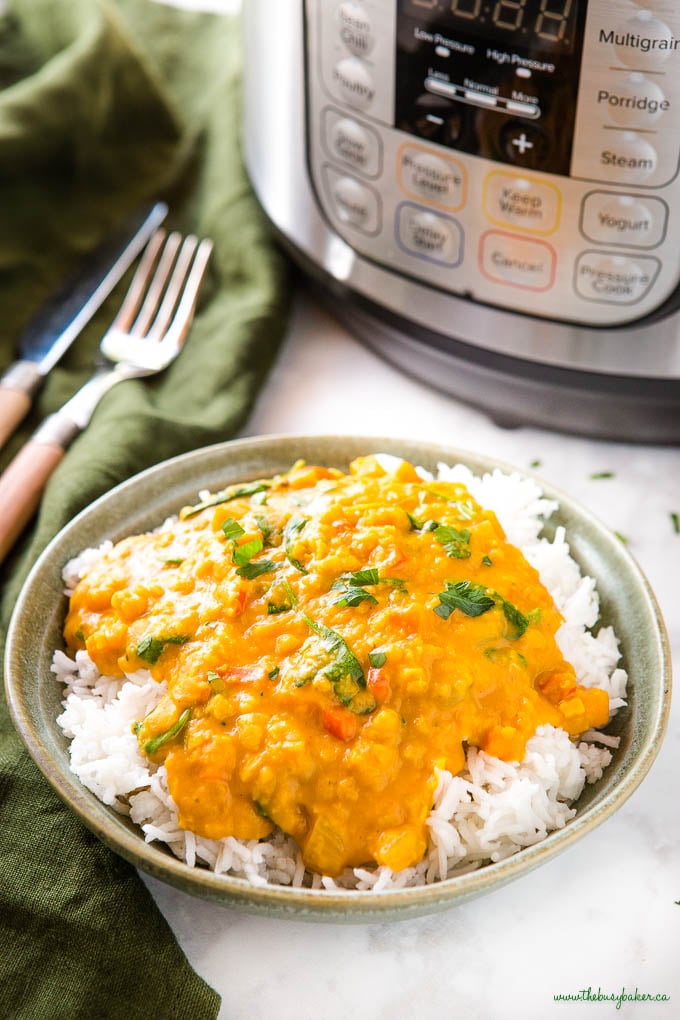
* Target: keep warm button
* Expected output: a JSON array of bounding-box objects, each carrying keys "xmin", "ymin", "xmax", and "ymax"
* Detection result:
[
  {"xmin": 575, "ymin": 251, "xmax": 660, "ymax": 305},
  {"xmin": 480, "ymin": 231, "xmax": 556, "ymax": 292}
]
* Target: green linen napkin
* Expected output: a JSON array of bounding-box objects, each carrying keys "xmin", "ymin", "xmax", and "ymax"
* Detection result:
[{"xmin": 0, "ymin": 1, "xmax": 290, "ymax": 1016}]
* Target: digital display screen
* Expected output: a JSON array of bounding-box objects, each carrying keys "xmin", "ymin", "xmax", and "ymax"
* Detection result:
[{"xmin": 400, "ymin": 0, "xmax": 579, "ymax": 52}]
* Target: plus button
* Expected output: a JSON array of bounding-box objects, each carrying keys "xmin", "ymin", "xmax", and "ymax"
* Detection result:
[{"xmin": 512, "ymin": 133, "xmax": 534, "ymax": 155}]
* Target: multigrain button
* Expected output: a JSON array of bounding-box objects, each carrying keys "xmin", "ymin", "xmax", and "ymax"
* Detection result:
[
  {"xmin": 324, "ymin": 111, "xmax": 381, "ymax": 177},
  {"xmin": 596, "ymin": 74, "xmax": 669, "ymax": 126},
  {"xmin": 574, "ymin": 252, "xmax": 660, "ymax": 304},
  {"xmin": 396, "ymin": 203, "xmax": 463, "ymax": 266},
  {"xmin": 599, "ymin": 132, "xmax": 657, "ymax": 183},
  {"xmin": 337, "ymin": 2, "xmax": 375, "ymax": 57},
  {"xmin": 580, "ymin": 192, "xmax": 667, "ymax": 248},
  {"xmin": 323, "ymin": 167, "xmax": 381, "ymax": 234},
  {"xmin": 612, "ymin": 12, "xmax": 676, "ymax": 69},
  {"xmin": 484, "ymin": 173, "xmax": 560, "ymax": 234},
  {"xmin": 333, "ymin": 57, "xmax": 375, "ymax": 110},
  {"xmin": 479, "ymin": 231, "xmax": 556, "ymax": 291},
  {"xmin": 398, "ymin": 145, "xmax": 465, "ymax": 209}
]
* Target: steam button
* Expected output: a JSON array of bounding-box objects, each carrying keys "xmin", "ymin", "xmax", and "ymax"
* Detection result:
[
  {"xmin": 598, "ymin": 132, "xmax": 657, "ymax": 183},
  {"xmin": 337, "ymin": 2, "xmax": 375, "ymax": 57},
  {"xmin": 334, "ymin": 57, "xmax": 375, "ymax": 110}
]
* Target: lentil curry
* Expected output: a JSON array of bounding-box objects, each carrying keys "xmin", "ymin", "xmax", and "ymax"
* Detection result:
[{"xmin": 64, "ymin": 457, "xmax": 609, "ymax": 876}]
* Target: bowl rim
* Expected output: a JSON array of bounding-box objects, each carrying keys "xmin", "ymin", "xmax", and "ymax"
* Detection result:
[{"xmin": 4, "ymin": 433, "xmax": 672, "ymax": 919}]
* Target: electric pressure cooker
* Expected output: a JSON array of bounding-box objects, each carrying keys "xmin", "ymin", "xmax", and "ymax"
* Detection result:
[{"xmin": 243, "ymin": 0, "xmax": 680, "ymax": 442}]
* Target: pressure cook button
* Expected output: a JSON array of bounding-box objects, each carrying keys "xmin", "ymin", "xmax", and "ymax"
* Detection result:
[
  {"xmin": 599, "ymin": 132, "xmax": 657, "ymax": 183},
  {"xmin": 398, "ymin": 145, "xmax": 465, "ymax": 210},
  {"xmin": 337, "ymin": 2, "xmax": 375, "ymax": 57},
  {"xmin": 574, "ymin": 252, "xmax": 660, "ymax": 304},
  {"xmin": 580, "ymin": 192, "xmax": 667, "ymax": 248},
  {"xmin": 396, "ymin": 203, "xmax": 463, "ymax": 266},
  {"xmin": 612, "ymin": 11, "xmax": 675, "ymax": 69},
  {"xmin": 484, "ymin": 173, "xmax": 561, "ymax": 234},
  {"xmin": 324, "ymin": 168, "xmax": 381, "ymax": 234},
  {"xmin": 479, "ymin": 231, "xmax": 556, "ymax": 291},
  {"xmin": 325, "ymin": 112, "xmax": 381, "ymax": 177},
  {"xmin": 333, "ymin": 57, "xmax": 375, "ymax": 110}
]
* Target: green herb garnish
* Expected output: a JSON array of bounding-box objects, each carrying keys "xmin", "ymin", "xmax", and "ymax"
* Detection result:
[
  {"xmin": 160, "ymin": 556, "xmax": 185, "ymax": 566},
  {"xmin": 434, "ymin": 581, "xmax": 495, "ymax": 621},
  {"xmin": 182, "ymin": 481, "xmax": 272, "ymax": 518},
  {"xmin": 368, "ymin": 651, "xmax": 387, "ymax": 668},
  {"xmin": 301, "ymin": 615, "xmax": 375, "ymax": 714},
  {"xmin": 590, "ymin": 471, "xmax": 614, "ymax": 480},
  {"xmin": 482, "ymin": 555, "xmax": 493, "ymax": 567},
  {"xmin": 221, "ymin": 517, "xmax": 245, "ymax": 542},
  {"xmin": 237, "ymin": 558, "xmax": 278, "ymax": 579},
  {"xmin": 284, "ymin": 516, "xmax": 308, "ymax": 574},
  {"xmin": 255, "ymin": 513, "xmax": 276, "ymax": 545},
  {"xmin": 136, "ymin": 633, "xmax": 190, "ymax": 664},
  {"xmin": 433, "ymin": 523, "xmax": 472, "ymax": 560},
  {"xmin": 232, "ymin": 537, "xmax": 264, "ymax": 567},
  {"xmin": 268, "ymin": 666, "xmax": 280, "ymax": 680},
  {"xmin": 331, "ymin": 569, "xmax": 407, "ymax": 607},
  {"xmin": 144, "ymin": 709, "xmax": 191, "ymax": 756},
  {"xmin": 75, "ymin": 628, "xmax": 85, "ymax": 642},
  {"xmin": 254, "ymin": 800, "xmax": 271, "ymax": 820},
  {"xmin": 671, "ymin": 512, "xmax": 679, "ymax": 535},
  {"xmin": 267, "ymin": 602, "xmax": 292, "ymax": 615}
]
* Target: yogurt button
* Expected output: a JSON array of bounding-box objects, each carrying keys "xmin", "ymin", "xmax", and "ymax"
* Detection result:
[
  {"xmin": 580, "ymin": 192, "xmax": 667, "ymax": 248},
  {"xmin": 334, "ymin": 57, "xmax": 375, "ymax": 110},
  {"xmin": 338, "ymin": 2, "xmax": 375, "ymax": 57}
]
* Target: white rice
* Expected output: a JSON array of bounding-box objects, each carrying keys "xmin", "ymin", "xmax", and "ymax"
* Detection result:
[{"xmin": 53, "ymin": 461, "xmax": 625, "ymax": 890}]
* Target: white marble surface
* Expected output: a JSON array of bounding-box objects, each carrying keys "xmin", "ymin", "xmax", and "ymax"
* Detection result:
[{"xmin": 142, "ymin": 289, "xmax": 679, "ymax": 1020}]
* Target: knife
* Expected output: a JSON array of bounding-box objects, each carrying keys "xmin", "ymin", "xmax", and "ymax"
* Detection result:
[{"xmin": 0, "ymin": 201, "xmax": 168, "ymax": 450}]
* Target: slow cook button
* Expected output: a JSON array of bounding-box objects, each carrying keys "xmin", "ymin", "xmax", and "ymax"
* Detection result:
[
  {"xmin": 599, "ymin": 132, "xmax": 657, "ymax": 183},
  {"xmin": 324, "ymin": 167, "xmax": 381, "ymax": 234},
  {"xmin": 479, "ymin": 231, "xmax": 556, "ymax": 291},
  {"xmin": 483, "ymin": 172, "xmax": 561, "ymax": 234},
  {"xmin": 324, "ymin": 110, "xmax": 382, "ymax": 177},
  {"xmin": 337, "ymin": 2, "xmax": 375, "ymax": 57},
  {"xmin": 574, "ymin": 251, "xmax": 661, "ymax": 304},
  {"xmin": 580, "ymin": 191, "xmax": 668, "ymax": 248},
  {"xmin": 396, "ymin": 203, "xmax": 463, "ymax": 266},
  {"xmin": 398, "ymin": 145, "xmax": 465, "ymax": 210},
  {"xmin": 333, "ymin": 57, "xmax": 375, "ymax": 110}
]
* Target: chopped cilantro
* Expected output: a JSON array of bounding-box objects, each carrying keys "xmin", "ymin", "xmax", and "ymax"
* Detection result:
[
  {"xmin": 144, "ymin": 709, "xmax": 191, "ymax": 756},
  {"xmin": 236, "ymin": 558, "xmax": 278, "ymax": 579},
  {"xmin": 74, "ymin": 628, "xmax": 85, "ymax": 642},
  {"xmin": 268, "ymin": 666, "xmax": 280, "ymax": 680},
  {"xmin": 301, "ymin": 615, "xmax": 374, "ymax": 714},
  {"xmin": 671, "ymin": 512, "xmax": 679, "ymax": 535},
  {"xmin": 529, "ymin": 459, "xmax": 542, "ymax": 469},
  {"xmin": 433, "ymin": 523, "xmax": 472, "ymax": 560},
  {"xmin": 136, "ymin": 633, "xmax": 189, "ymax": 664},
  {"xmin": 368, "ymin": 651, "xmax": 387, "ymax": 668},
  {"xmin": 284, "ymin": 516, "xmax": 308, "ymax": 574},
  {"xmin": 232, "ymin": 536, "xmax": 264, "ymax": 567},
  {"xmin": 481, "ymin": 555, "xmax": 493, "ymax": 567},
  {"xmin": 182, "ymin": 481, "xmax": 272, "ymax": 518},
  {"xmin": 255, "ymin": 513, "xmax": 275, "ymax": 545},
  {"xmin": 221, "ymin": 517, "xmax": 245, "ymax": 542},
  {"xmin": 267, "ymin": 601, "xmax": 291, "ymax": 615},
  {"xmin": 590, "ymin": 471, "xmax": 614, "ymax": 480},
  {"xmin": 434, "ymin": 581, "xmax": 495, "ymax": 621}
]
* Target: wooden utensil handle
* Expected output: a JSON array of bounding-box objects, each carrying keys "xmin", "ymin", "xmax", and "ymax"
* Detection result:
[
  {"xmin": 0, "ymin": 386, "xmax": 32, "ymax": 449},
  {"xmin": 0, "ymin": 441, "xmax": 65, "ymax": 563}
]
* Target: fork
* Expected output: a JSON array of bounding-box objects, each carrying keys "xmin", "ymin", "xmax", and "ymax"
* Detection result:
[{"xmin": 0, "ymin": 229, "xmax": 213, "ymax": 563}]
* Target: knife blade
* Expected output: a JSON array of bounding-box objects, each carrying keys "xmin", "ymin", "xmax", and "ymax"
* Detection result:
[{"xmin": 0, "ymin": 201, "xmax": 168, "ymax": 449}]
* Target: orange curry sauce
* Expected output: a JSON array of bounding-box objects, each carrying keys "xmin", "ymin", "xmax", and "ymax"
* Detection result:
[{"xmin": 64, "ymin": 457, "xmax": 609, "ymax": 875}]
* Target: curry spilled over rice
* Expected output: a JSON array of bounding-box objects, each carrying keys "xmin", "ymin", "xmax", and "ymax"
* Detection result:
[{"xmin": 63, "ymin": 457, "xmax": 610, "ymax": 877}]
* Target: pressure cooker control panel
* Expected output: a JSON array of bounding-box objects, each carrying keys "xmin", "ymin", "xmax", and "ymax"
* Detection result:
[{"xmin": 304, "ymin": 0, "xmax": 680, "ymax": 326}]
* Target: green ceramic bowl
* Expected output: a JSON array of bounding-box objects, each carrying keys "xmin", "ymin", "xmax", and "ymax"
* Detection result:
[{"xmin": 4, "ymin": 435, "xmax": 671, "ymax": 921}]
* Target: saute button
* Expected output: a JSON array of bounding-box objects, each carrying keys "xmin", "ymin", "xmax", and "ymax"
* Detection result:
[
  {"xmin": 325, "ymin": 111, "xmax": 382, "ymax": 176},
  {"xmin": 325, "ymin": 168, "xmax": 381, "ymax": 234},
  {"xmin": 580, "ymin": 192, "xmax": 667, "ymax": 248},
  {"xmin": 398, "ymin": 145, "xmax": 465, "ymax": 209},
  {"xmin": 337, "ymin": 2, "xmax": 375, "ymax": 57},
  {"xmin": 396, "ymin": 204, "xmax": 463, "ymax": 266},
  {"xmin": 479, "ymin": 231, "xmax": 556, "ymax": 291},
  {"xmin": 333, "ymin": 57, "xmax": 375, "ymax": 110},
  {"xmin": 574, "ymin": 251, "xmax": 660, "ymax": 304}
]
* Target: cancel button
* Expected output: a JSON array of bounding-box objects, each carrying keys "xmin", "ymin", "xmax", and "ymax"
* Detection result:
[
  {"xmin": 480, "ymin": 231, "xmax": 556, "ymax": 291},
  {"xmin": 575, "ymin": 251, "xmax": 660, "ymax": 304}
]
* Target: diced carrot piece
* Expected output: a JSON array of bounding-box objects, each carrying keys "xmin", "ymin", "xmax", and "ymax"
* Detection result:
[
  {"xmin": 367, "ymin": 667, "xmax": 391, "ymax": 703},
  {"xmin": 322, "ymin": 707, "xmax": 359, "ymax": 742}
]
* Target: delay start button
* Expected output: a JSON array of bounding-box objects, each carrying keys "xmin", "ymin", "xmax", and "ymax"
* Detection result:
[
  {"xmin": 396, "ymin": 203, "xmax": 463, "ymax": 266},
  {"xmin": 574, "ymin": 251, "xmax": 660, "ymax": 304}
]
